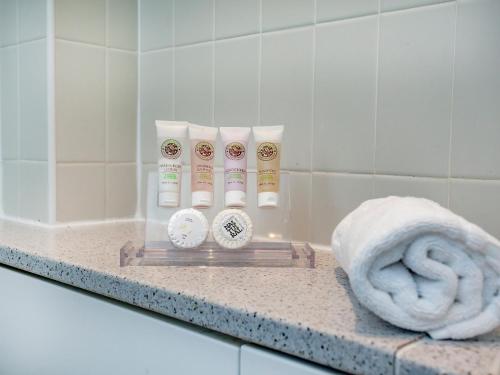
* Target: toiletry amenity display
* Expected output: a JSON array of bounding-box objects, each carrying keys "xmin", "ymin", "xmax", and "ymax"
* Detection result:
[
  {"xmin": 137, "ymin": 121, "xmax": 311, "ymax": 268},
  {"xmin": 212, "ymin": 209, "xmax": 253, "ymax": 249},
  {"xmin": 331, "ymin": 196, "xmax": 500, "ymax": 339},
  {"xmin": 220, "ymin": 127, "xmax": 251, "ymax": 207},
  {"xmin": 167, "ymin": 208, "xmax": 210, "ymax": 248},
  {"xmin": 155, "ymin": 121, "xmax": 188, "ymax": 207},
  {"xmin": 253, "ymin": 126, "xmax": 284, "ymax": 208},
  {"xmin": 189, "ymin": 124, "xmax": 218, "ymax": 208}
]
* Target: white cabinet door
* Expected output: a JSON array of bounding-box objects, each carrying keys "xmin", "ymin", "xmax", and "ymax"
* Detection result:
[
  {"xmin": 240, "ymin": 345, "xmax": 344, "ymax": 375},
  {"xmin": 0, "ymin": 265, "xmax": 240, "ymax": 375}
]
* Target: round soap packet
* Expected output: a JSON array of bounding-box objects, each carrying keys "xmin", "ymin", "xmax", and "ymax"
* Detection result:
[
  {"xmin": 212, "ymin": 209, "xmax": 253, "ymax": 249},
  {"xmin": 167, "ymin": 208, "xmax": 209, "ymax": 249}
]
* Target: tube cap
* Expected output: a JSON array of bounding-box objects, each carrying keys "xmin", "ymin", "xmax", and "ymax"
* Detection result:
[
  {"xmin": 225, "ymin": 190, "xmax": 246, "ymax": 207},
  {"xmin": 192, "ymin": 191, "xmax": 213, "ymax": 208},
  {"xmin": 159, "ymin": 191, "xmax": 179, "ymax": 207},
  {"xmin": 258, "ymin": 192, "xmax": 279, "ymax": 208}
]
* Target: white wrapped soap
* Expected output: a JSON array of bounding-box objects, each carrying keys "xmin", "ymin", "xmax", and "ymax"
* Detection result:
[{"xmin": 212, "ymin": 209, "xmax": 253, "ymax": 249}]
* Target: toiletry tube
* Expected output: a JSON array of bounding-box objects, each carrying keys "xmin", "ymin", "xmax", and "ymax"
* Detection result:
[
  {"xmin": 155, "ymin": 121, "xmax": 188, "ymax": 207},
  {"xmin": 220, "ymin": 127, "xmax": 250, "ymax": 207},
  {"xmin": 253, "ymin": 125, "xmax": 284, "ymax": 208},
  {"xmin": 189, "ymin": 124, "xmax": 218, "ymax": 207}
]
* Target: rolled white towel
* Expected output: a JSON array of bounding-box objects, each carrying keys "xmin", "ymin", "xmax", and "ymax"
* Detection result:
[{"xmin": 331, "ymin": 196, "xmax": 500, "ymax": 339}]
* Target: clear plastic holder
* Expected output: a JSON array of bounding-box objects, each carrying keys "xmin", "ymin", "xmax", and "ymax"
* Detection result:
[{"xmin": 120, "ymin": 169, "xmax": 315, "ymax": 268}]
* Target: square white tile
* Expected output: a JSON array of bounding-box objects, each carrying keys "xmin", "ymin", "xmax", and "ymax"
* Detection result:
[
  {"xmin": 373, "ymin": 175, "xmax": 448, "ymax": 207},
  {"xmin": 316, "ymin": 0, "xmax": 378, "ymax": 23},
  {"xmin": 140, "ymin": 0, "xmax": 173, "ymax": 51},
  {"xmin": 314, "ymin": 16, "xmax": 377, "ymax": 173},
  {"xmin": 174, "ymin": 0, "xmax": 213, "ymax": 45},
  {"xmin": 1, "ymin": 46, "xmax": 18, "ymax": 160},
  {"xmin": 311, "ymin": 173, "xmax": 373, "ymax": 246},
  {"xmin": 106, "ymin": 163, "xmax": 137, "ymax": 218},
  {"xmin": 262, "ymin": 0, "xmax": 314, "ymax": 32},
  {"xmin": 261, "ymin": 28, "xmax": 313, "ymax": 171},
  {"xmin": 55, "ymin": 41, "xmax": 105, "ymax": 162},
  {"xmin": 450, "ymin": 0, "xmax": 500, "ymax": 179},
  {"xmin": 174, "ymin": 44, "xmax": 213, "ymax": 125},
  {"xmin": 449, "ymin": 179, "xmax": 500, "ymax": 240},
  {"xmin": 214, "ymin": 0, "xmax": 259, "ymax": 39},
  {"xmin": 1, "ymin": 160, "xmax": 18, "ymax": 217},
  {"xmin": 18, "ymin": 161, "xmax": 49, "ymax": 222},
  {"xmin": 55, "ymin": 0, "xmax": 106, "ymax": 45},
  {"xmin": 18, "ymin": 0, "xmax": 47, "ymax": 42},
  {"xmin": 381, "ymin": 0, "xmax": 451, "ymax": 12},
  {"xmin": 214, "ymin": 36, "xmax": 259, "ymax": 127},
  {"xmin": 56, "ymin": 163, "xmax": 106, "ymax": 221},
  {"xmin": 0, "ymin": 0, "xmax": 17, "ymax": 46},
  {"xmin": 289, "ymin": 172, "xmax": 311, "ymax": 242},
  {"xmin": 140, "ymin": 49, "xmax": 174, "ymax": 163},
  {"xmin": 19, "ymin": 39, "xmax": 48, "ymax": 161},
  {"xmin": 140, "ymin": 163, "xmax": 156, "ymax": 217},
  {"xmin": 376, "ymin": 3, "xmax": 455, "ymax": 177},
  {"xmin": 107, "ymin": 50, "xmax": 137, "ymax": 162},
  {"xmin": 107, "ymin": 0, "xmax": 138, "ymax": 50}
]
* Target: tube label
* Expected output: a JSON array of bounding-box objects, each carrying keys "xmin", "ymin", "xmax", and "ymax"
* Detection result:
[
  {"xmin": 191, "ymin": 140, "xmax": 215, "ymax": 191},
  {"xmin": 158, "ymin": 139, "xmax": 182, "ymax": 194},
  {"xmin": 256, "ymin": 142, "xmax": 280, "ymax": 193},
  {"xmin": 224, "ymin": 142, "xmax": 247, "ymax": 192}
]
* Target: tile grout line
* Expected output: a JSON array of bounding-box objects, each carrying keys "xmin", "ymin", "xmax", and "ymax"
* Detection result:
[
  {"xmin": 139, "ymin": 1, "xmax": 454, "ymax": 54},
  {"xmin": 47, "ymin": 0, "xmax": 56, "ymax": 224},
  {"xmin": 135, "ymin": 0, "xmax": 142, "ymax": 218},
  {"xmin": 15, "ymin": 0, "xmax": 20, "ymax": 219},
  {"xmin": 308, "ymin": 0, "xmax": 317, "ymax": 242},
  {"xmin": 372, "ymin": 0, "xmax": 382, "ymax": 198},
  {"xmin": 447, "ymin": 1, "xmax": 459, "ymax": 209},
  {"xmin": 172, "ymin": 0, "xmax": 176, "ymax": 120},
  {"xmin": 211, "ymin": 0, "xmax": 215, "ymax": 126},
  {"xmin": 257, "ymin": 0, "xmax": 262, "ymax": 126},
  {"xmin": 104, "ymin": 0, "xmax": 110, "ymax": 219}
]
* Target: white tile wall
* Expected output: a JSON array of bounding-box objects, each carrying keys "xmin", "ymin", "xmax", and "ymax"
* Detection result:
[
  {"xmin": 174, "ymin": 0, "xmax": 214, "ymax": 45},
  {"xmin": 18, "ymin": 0, "xmax": 47, "ymax": 42},
  {"xmin": 54, "ymin": 0, "xmax": 138, "ymax": 222},
  {"xmin": 18, "ymin": 161, "xmax": 49, "ymax": 222},
  {"xmin": 140, "ymin": 49, "xmax": 174, "ymax": 163},
  {"xmin": 56, "ymin": 163, "xmax": 106, "ymax": 221},
  {"xmin": 19, "ymin": 39, "xmax": 47, "ymax": 161},
  {"xmin": 261, "ymin": 27, "xmax": 313, "ymax": 171},
  {"xmin": 107, "ymin": 50, "xmax": 137, "ymax": 162},
  {"xmin": 314, "ymin": 16, "xmax": 377, "ymax": 173},
  {"xmin": 140, "ymin": 0, "xmax": 173, "ymax": 51},
  {"xmin": 450, "ymin": 0, "xmax": 500, "ymax": 179},
  {"xmin": 376, "ymin": 3, "xmax": 455, "ymax": 177},
  {"xmin": 55, "ymin": 40, "xmax": 106, "ymax": 162},
  {"xmin": 214, "ymin": 0, "xmax": 259, "ymax": 38},
  {"xmin": 316, "ymin": 0, "xmax": 378, "ymax": 23},
  {"xmin": 261, "ymin": 0, "xmax": 314, "ymax": 31},
  {"xmin": 174, "ymin": 44, "xmax": 213, "ymax": 125},
  {"xmin": 0, "ymin": 46, "xmax": 18, "ymax": 160},
  {"xmin": 107, "ymin": 0, "xmax": 137, "ymax": 50},
  {"xmin": 214, "ymin": 36, "xmax": 259, "ymax": 127},
  {"xmin": 0, "ymin": 0, "xmax": 18, "ymax": 46},
  {"xmin": 450, "ymin": 179, "xmax": 500, "ymax": 240},
  {"xmin": 1, "ymin": 0, "xmax": 498, "ymax": 241},
  {"xmin": 55, "ymin": 0, "xmax": 106, "ymax": 45},
  {"xmin": 138, "ymin": 0, "xmax": 500, "ymax": 245},
  {"xmin": 0, "ymin": 0, "xmax": 49, "ymax": 222}
]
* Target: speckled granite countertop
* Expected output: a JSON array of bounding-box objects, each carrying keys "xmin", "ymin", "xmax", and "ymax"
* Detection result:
[{"xmin": 0, "ymin": 220, "xmax": 497, "ymax": 375}]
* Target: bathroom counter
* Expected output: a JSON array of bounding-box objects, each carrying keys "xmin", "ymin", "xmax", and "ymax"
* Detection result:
[{"xmin": 0, "ymin": 220, "xmax": 497, "ymax": 375}]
